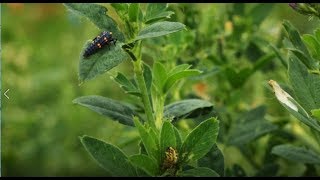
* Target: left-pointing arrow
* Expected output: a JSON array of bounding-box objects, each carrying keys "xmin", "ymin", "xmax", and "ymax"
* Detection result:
[{"xmin": 4, "ymin": 89, "xmax": 10, "ymax": 99}]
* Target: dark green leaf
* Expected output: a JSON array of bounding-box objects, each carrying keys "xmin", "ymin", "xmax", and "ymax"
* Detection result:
[
  {"xmin": 163, "ymin": 69, "xmax": 202, "ymax": 93},
  {"xmin": 288, "ymin": 56, "xmax": 320, "ymax": 113},
  {"xmin": 272, "ymin": 144, "xmax": 320, "ymax": 164},
  {"xmin": 198, "ymin": 144, "xmax": 225, "ymax": 177},
  {"xmin": 160, "ymin": 121, "xmax": 176, "ymax": 163},
  {"xmin": 133, "ymin": 117, "xmax": 159, "ymax": 163},
  {"xmin": 135, "ymin": 21, "xmax": 186, "ymax": 41},
  {"xmin": 289, "ymin": 48, "xmax": 316, "ymax": 70},
  {"xmin": 73, "ymin": 95, "xmax": 138, "ymax": 126},
  {"xmin": 64, "ymin": 3, "xmax": 124, "ymax": 42},
  {"xmin": 79, "ymin": 42, "xmax": 128, "ymax": 83},
  {"xmin": 164, "ymin": 99, "xmax": 214, "ymax": 122},
  {"xmin": 181, "ymin": 118, "xmax": 219, "ymax": 163},
  {"xmin": 225, "ymin": 67, "xmax": 252, "ymax": 89},
  {"xmin": 80, "ymin": 135, "xmax": 137, "ymax": 176},
  {"xmin": 129, "ymin": 154, "xmax": 158, "ymax": 176},
  {"xmin": 249, "ymin": 4, "xmax": 274, "ymax": 26},
  {"xmin": 145, "ymin": 3, "xmax": 174, "ymax": 23},
  {"xmin": 128, "ymin": 3, "xmax": 140, "ymax": 22},
  {"xmin": 228, "ymin": 106, "xmax": 278, "ymax": 146},
  {"xmin": 180, "ymin": 167, "xmax": 219, "ymax": 177},
  {"xmin": 283, "ymin": 20, "xmax": 316, "ymax": 69}
]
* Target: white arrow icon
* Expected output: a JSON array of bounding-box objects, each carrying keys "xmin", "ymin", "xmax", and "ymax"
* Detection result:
[{"xmin": 4, "ymin": 89, "xmax": 10, "ymax": 99}]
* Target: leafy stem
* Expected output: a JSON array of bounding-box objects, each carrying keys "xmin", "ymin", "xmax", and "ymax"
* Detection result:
[{"xmin": 133, "ymin": 41, "xmax": 156, "ymax": 130}]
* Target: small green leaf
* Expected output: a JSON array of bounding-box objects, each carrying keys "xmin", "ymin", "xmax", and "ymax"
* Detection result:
[
  {"xmin": 289, "ymin": 48, "xmax": 316, "ymax": 70},
  {"xmin": 73, "ymin": 95, "xmax": 139, "ymax": 126},
  {"xmin": 225, "ymin": 67, "xmax": 252, "ymax": 89},
  {"xmin": 180, "ymin": 117, "xmax": 219, "ymax": 163},
  {"xmin": 160, "ymin": 121, "xmax": 176, "ymax": 163},
  {"xmin": 153, "ymin": 62, "xmax": 168, "ymax": 91},
  {"xmin": 80, "ymin": 135, "xmax": 137, "ymax": 176},
  {"xmin": 79, "ymin": 42, "xmax": 128, "ymax": 83},
  {"xmin": 288, "ymin": 56, "xmax": 320, "ymax": 113},
  {"xmin": 64, "ymin": 3, "xmax": 124, "ymax": 42},
  {"xmin": 283, "ymin": 20, "xmax": 316, "ymax": 69},
  {"xmin": 311, "ymin": 109, "xmax": 320, "ymax": 121},
  {"xmin": 228, "ymin": 106, "xmax": 278, "ymax": 146},
  {"xmin": 163, "ymin": 70, "xmax": 202, "ymax": 93},
  {"xmin": 164, "ymin": 99, "xmax": 214, "ymax": 122},
  {"xmin": 145, "ymin": 3, "xmax": 174, "ymax": 23},
  {"xmin": 272, "ymin": 144, "xmax": 320, "ymax": 164},
  {"xmin": 180, "ymin": 167, "xmax": 220, "ymax": 177},
  {"xmin": 143, "ymin": 63, "xmax": 153, "ymax": 93},
  {"xmin": 129, "ymin": 154, "xmax": 159, "ymax": 176},
  {"xmin": 198, "ymin": 144, "xmax": 225, "ymax": 177},
  {"xmin": 302, "ymin": 34, "xmax": 320, "ymax": 59},
  {"xmin": 133, "ymin": 117, "xmax": 159, "ymax": 163},
  {"xmin": 112, "ymin": 72, "xmax": 140, "ymax": 96},
  {"xmin": 135, "ymin": 21, "xmax": 186, "ymax": 41},
  {"xmin": 270, "ymin": 44, "xmax": 288, "ymax": 68},
  {"xmin": 167, "ymin": 64, "xmax": 191, "ymax": 77}
]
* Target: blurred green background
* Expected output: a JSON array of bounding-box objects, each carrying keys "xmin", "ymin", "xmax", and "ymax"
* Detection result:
[{"xmin": 1, "ymin": 3, "xmax": 319, "ymax": 176}]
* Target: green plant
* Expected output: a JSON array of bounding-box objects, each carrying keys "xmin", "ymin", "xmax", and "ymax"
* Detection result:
[
  {"xmin": 269, "ymin": 20, "xmax": 320, "ymax": 174},
  {"xmin": 64, "ymin": 3, "xmax": 221, "ymax": 177}
]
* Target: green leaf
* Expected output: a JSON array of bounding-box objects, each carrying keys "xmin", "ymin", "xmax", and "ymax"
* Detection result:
[
  {"xmin": 143, "ymin": 63, "xmax": 153, "ymax": 93},
  {"xmin": 225, "ymin": 67, "xmax": 252, "ymax": 89},
  {"xmin": 145, "ymin": 3, "xmax": 174, "ymax": 23},
  {"xmin": 255, "ymin": 163, "xmax": 279, "ymax": 177},
  {"xmin": 64, "ymin": 3, "xmax": 124, "ymax": 42},
  {"xmin": 80, "ymin": 135, "xmax": 137, "ymax": 176},
  {"xmin": 160, "ymin": 121, "xmax": 176, "ymax": 163},
  {"xmin": 248, "ymin": 4, "xmax": 274, "ymax": 26},
  {"xmin": 167, "ymin": 64, "xmax": 191, "ymax": 77},
  {"xmin": 311, "ymin": 109, "xmax": 320, "ymax": 121},
  {"xmin": 302, "ymin": 34, "xmax": 320, "ymax": 60},
  {"xmin": 163, "ymin": 70, "xmax": 202, "ymax": 93},
  {"xmin": 135, "ymin": 21, "xmax": 186, "ymax": 41},
  {"xmin": 173, "ymin": 126, "xmax": 182, "ymax": 152},
  {"xmin": 73, "ymin": 95, "xmax": 139, "ymax": 126},
  {"xmin": 268, "ymin": 80, "xmax": 320, "ymax": 132},
  {"xmin": 129, "ymin": 154, "xmax": 158, "ymax": 176},
  {"xmin": 198, "ymin": 144, "xmax": 225, "ymax": 177},
  {"xmin": 228, "ymin": 106, "xmax": 277, "ymax": 146},
  {"xmin": 315, "ymin": 28, "xmax": 320, "ymax": 42},
  {"xmin": 272, "ymin": 144, "xmax": 320, "ymax": 164},
  {"xmin": 112, "ymin": 72, "xmax": 140, "ymax": 96},
  {"xmin": 289, "ymin": 48, "xmax": 316, "ymax": 70},
  {"xmin": 79, "ymin": 41, "xmax": 128, "ymax": 83},
  {"xmin": 153, "ymin": 62, "xmax": 167, "ymax": 91},
  {"xmin": 128, "ymin": 3, "xmax": 140, "ymax": 22},
  {"xmin": 110, "ymin": 3, "xmax": 128, "ymax": 21},
  {"xmin": 180, "ymin": 167, "xmax": 220, "ymax": 177},
  {"xmin": 288, "ymin": 56, "xmax": 320, "ymax": 113},
  {"xmin": 180, "ymin": 117, "xmax": 219, "ymax": 163},
  {"xmin": 133, "ymin": 117, "xmax": 159, "ymax": 163},
  {"xmin": 164, "ymin": 99, "xmax": 214, "ymax": 122},
  {"xmin": 283, "ymin": 20, "xmax": 316, "ymax": 69}
]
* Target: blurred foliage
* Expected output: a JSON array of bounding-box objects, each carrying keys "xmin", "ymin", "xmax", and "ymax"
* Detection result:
[{"xmin": 1, "ymin": 3, "xmax": 320, "ymax": 176}]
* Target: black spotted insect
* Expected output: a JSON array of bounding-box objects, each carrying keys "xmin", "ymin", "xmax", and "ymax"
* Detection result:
[{"xmin": 83, "ymin": 31, "xmax": 117, "ymax": 58}]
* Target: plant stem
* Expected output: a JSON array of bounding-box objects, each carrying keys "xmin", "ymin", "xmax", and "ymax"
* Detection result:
[{"xmin": 133, "ymin": 41, "xmax": 156, "ymax": 130}]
